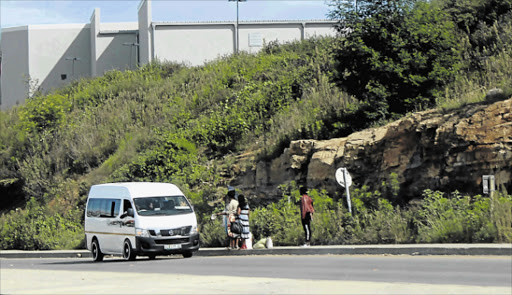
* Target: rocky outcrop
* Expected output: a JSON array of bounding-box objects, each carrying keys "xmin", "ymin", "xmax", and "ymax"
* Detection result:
[{"xmin": 231, "ymin": 98, "xmax": 512, "ymax": 201}]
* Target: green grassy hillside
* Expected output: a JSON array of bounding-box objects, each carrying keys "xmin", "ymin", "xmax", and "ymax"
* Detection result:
[{"xmin": 1, "ymin": 0, "xmax": 511, "ymax": 249}]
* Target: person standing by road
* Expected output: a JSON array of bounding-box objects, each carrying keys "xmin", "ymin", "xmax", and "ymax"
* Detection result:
[
  {"xmin": 216, "ymin": 186, "xmax": 240, "ymax": 249},
  {"xmin": 237, "ymin": 194, "xmax": 250, "ymax": 249},
  {"xmin": 226, "ymin": 187, "xmax": 240, "ymax": 249},
  {"xmin": 299, "ymin": 186, "xmax": 314, "ymax": 247}
]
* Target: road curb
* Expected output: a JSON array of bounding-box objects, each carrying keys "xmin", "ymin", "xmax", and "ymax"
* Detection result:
[
  {"xmin": 197, "ymin": 245, "xmax": 512, "ymax": 257},
  {"xmin": 1, "ymin": 244, "xmax": 510, "ymax": 259},
  {"xmin": 0, "ymin": 250, "xmax": 92, "ymax": 259}
]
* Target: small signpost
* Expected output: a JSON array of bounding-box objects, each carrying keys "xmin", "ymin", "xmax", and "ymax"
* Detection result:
[
  {"xmin": 482, "ymin": 175, "xmax": 495, "ymax": 195},
  {"xmin": 335, "ymin": 167, "xmax": 353, "ymax": 214}
]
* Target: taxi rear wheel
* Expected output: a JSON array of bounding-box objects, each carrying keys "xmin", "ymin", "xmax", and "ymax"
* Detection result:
[{"xmin": 91, "ymin": 239, "xmax": 104, "ymax": 262}]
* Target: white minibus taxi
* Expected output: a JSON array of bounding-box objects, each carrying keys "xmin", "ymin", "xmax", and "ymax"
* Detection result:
[{"xmin": 85, "ymin": 182, "xmax": 200, "ymax": 261}]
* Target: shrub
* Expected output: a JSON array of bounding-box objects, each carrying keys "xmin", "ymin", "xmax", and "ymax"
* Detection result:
[
  {"xmin": 415, "ymin": 190, "xmax": 512, "ymax": 243},
  {"xmin": 199, "ymin": 218, "xmax": 227, "ymax": 247},
  {"xmin": 0, "ymin": 197, "xmax": 84, "ymax": 250}
]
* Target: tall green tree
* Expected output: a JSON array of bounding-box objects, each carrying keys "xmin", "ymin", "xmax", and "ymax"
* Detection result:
[
  {"xmin": 438, "ymin": 0, "xmax": 512, "ymax": 70},
  {"xmin": 439, "ymin": 0, "xmax": 512, "ymax": 34},
  {"xmin": 329, "ymin": 0, "xmax": 462, "ymax": 121}
]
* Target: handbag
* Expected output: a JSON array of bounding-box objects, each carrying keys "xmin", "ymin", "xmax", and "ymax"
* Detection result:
[{"xmin": 231, "ymin": 219, "xmax": 243, "ymax": 234}]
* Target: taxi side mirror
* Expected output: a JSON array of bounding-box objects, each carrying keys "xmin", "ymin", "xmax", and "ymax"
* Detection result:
[{"xmin": 121, "ymin": 208, "xmax": 134, "ymax": 218}]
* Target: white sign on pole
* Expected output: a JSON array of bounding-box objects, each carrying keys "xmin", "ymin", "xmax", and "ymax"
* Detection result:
[
  {"xmin": 335, "ymin": 168, "xmax": 352, "ymax": 188},
  {"xmin": 482, "ymin": 175, "xmax": 495, "ymax": 194},
  {"xmin": 335, "ymin": 167, "xmax": 352, "ymax": 214}
]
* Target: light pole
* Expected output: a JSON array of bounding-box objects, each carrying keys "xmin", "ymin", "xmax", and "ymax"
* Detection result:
[
  {"xmin": 229, "ymin": 0, "xmax": 246, "ymax": 54},
  {"xmin": 65, "ymin": 57, "xmax": 81, "ymax": 78},
  {"xmin": 123, "ymin": 42, "xmax": 140, "ymax": 70}
]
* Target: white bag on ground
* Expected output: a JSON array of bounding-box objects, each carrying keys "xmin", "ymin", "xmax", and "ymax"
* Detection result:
[
  {"xmin": 246, "ymin": 232, "xmax": 253, "ymax": 249},
  {"xmin": 266, "ymin": 236, "xmax": 273, "ymax": 248}
]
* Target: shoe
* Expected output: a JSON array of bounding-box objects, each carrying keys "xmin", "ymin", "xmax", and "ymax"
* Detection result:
[{"xmin": 300, "ymin": 243, "xmax": 310, "ymax": 247}]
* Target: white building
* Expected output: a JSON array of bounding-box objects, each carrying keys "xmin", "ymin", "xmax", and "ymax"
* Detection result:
[{"xmin": 0, "ymin": 0, "xmax": 336, "ymax": 110}]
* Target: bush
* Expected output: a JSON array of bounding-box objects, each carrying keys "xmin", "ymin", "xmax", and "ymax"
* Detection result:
[
  {"xmin": 198, "ymin": 186, "xmax": 511, "ymax": 247},
  {"xmin": 330, "ymin": 0, "xmax": 463, "ymax": 120},
  {"xmin": 415, "ymin": 190, "xmax": 512, "ymax": 243},
  {"xmin": 0, "ymin": 198, "xmax": 84, "ymax": 250},
  {"xmin": 199, "ymin": 218, "xmax": 227, "ymax": 247},
  {"xmin": 239, "ymin": 185, "xmax": 352, "ymax": 246}
]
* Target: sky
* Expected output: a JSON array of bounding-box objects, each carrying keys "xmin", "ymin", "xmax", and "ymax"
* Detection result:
[{"xmin": 1, "ymin": 0, "xmax": 334, "ymax": 29}]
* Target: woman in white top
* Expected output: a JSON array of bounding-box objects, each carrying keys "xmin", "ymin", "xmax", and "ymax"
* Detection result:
[{"xmin": 216, "ymin": 186, "xmax": 239, "ymax": 249}]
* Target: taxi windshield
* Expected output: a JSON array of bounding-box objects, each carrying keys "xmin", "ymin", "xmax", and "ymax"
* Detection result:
[{"xmin": 134, "ymin": 196, "xmax": 192, "ymax": 216}]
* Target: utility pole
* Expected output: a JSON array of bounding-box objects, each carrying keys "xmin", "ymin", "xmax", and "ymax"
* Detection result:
[{"xmin": 229, "ymin": 0, "xmax": 247, "ymax": 54}]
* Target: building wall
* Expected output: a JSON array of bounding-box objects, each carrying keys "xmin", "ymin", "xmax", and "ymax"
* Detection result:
[
  {"xmin": 90, "ymin": 11, "xmax": 139, "ymax": 76},
  {"xmin": 238, "ymin": 23, "xmax": 302, "ymax": 54},
  {"xmin": 100, "ymin": 22, "xmax": 139, "ymax": 32},
  {"xmin": 98, "ymin": 23, "xmax": 139, "ymax": 74},
  {"xmin": 0, "ymin": 0, "xmax": 337, "ymax": 110},
  {"xmin": 28, "ymin": 24, "xmax": 91, "ymax": 96},
  {"xmin": 152, "ymin": 21, "xmax": 336, "ymax": 66},
  {"xmin": 95, "ymin": 32, "xmax": 138, "ymax": 74},
  {"xmin": 305, "ymin": 23, "xmax": 337, "ymax": 38},
  {"xmin": 153, "ymin": 24, "xmax": 234, "ymax": 66},
  {"xmin": 0, "ymin": 27, "xmax": 29, "ymax": 110}
]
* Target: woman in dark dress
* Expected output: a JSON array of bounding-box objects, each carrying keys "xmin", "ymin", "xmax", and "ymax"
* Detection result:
[{"xmin": 237, "ymin": 195, "xmax": 250, "ymax": 249}]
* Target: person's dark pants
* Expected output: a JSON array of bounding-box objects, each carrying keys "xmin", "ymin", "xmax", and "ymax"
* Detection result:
[{"xmin": 301, "ymin": 213, "xmax": 312, "ymax": 243}]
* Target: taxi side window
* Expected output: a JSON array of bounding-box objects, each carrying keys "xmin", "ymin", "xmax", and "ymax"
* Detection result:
[
  {"xmin": 86, "ymin": 198, "xmax": 120, "ymax": 218},
  {"xmin": 123, "ymin": 199, "xmax": 133, "ymax": 213}
]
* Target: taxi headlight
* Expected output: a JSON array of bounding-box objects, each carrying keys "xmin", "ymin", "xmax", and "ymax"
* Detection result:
[
  {"xmin": 190, "ymin": 225, "xmax": 198, "ymax": 234},
  {"xmin": 136, "ymin": 228, "xmax": 150, "ymax": 237}
]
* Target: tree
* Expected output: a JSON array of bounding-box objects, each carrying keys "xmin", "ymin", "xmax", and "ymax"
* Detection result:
[
  {"xmin": 439, "ymin": 0, "xmax": 512, "ymax": 34},
  {"xmin": 329, "ymin": 0, "xmax": 462, "ymax": 122},
  {"xmin": 438, "ymin": 0, "xmax": 512, "ymax": 70}
]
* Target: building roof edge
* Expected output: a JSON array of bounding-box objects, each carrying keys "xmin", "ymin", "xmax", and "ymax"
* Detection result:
[
  {"xmin": 27, "ymin": 23, "xmax": 90, "ymax": 30},
  {"xmin": 152, "ymin": 19, "xmax": 337, "ymax": 26},
  {"xmin": 1, "ymin": 26, "xmax": 29, "ymax": 33},
  {"xmin": 99, "ymin": 29, "xmax": 138, "ymax": 35}
]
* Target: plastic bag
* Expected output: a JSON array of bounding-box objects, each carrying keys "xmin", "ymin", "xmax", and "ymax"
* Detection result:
[
  {"xmin": 253, "ymin": 238, "xmax": 266, "ymax": 249},
  {"xmin": 266, "ymin": 236, "xmax": 273, "ymax": 248},
  {"xmin": 246, "ymin": 232, "xmax": 253, "ymax": 249}
]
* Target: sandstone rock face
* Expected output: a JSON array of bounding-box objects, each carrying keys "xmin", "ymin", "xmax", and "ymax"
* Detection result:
[{"xmin": 231, "ymin": 98, "xmax": 512, "ymax": 201}]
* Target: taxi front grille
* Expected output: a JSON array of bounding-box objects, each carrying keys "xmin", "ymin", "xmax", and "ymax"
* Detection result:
[
  {"xmin": 154, "ymin": 238, "xmax": 189, "ymax": 245},
  {"xmin": 149, "ymin": 226, "xmax": 192, "ymax": 237}
]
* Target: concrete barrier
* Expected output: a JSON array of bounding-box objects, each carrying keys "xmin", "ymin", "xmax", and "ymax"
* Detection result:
[{"xmin": 1, "ymin": 244, "xmax": 510, "ymax": 259}]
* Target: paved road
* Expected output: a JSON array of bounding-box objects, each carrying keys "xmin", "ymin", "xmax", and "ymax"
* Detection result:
[{"xmin": 2, "ymin": 255, "xmax": 511, "ymax": 294}]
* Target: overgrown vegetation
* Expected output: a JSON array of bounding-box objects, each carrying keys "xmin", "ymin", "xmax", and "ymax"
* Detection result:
[
  {"xmin": 0, "ymin": 0, "xmax": 511, "ymax": 249},
  {"xmin": 202, "ymin": 183, "xmax": 512, "ymax": 246},
  {"xmin": 329, "ymin": 0, "xmax": 463, "ymax": 121}
]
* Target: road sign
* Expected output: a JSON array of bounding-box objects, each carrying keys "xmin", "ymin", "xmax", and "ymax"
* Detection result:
[
  {"xmin": 482, "ymin": 175, "xmax": 495, "ymax": 194},
  {"xmin": 335, "ymin": 167, "xmax": 352, "ymax": 214},
  {"xmin": 335, "ymin": 168, "xmax": 352, "ymax": 188}
]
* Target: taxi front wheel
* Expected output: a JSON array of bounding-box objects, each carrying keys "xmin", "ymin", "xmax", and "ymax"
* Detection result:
[{"xmin": 123, "ymin": 239, "xmax": 136, "ymax": 261}]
